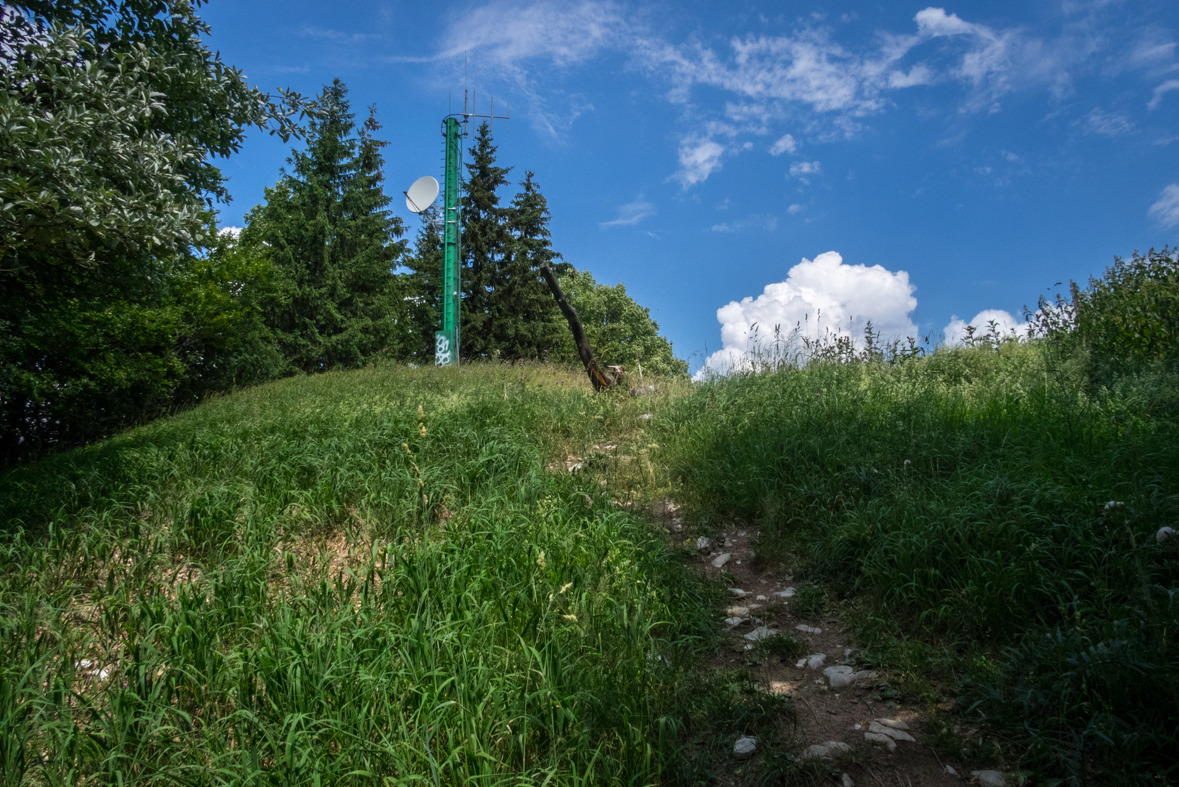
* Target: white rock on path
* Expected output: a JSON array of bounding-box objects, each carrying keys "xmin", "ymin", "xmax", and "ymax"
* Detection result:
[
  {"xmin": 727, "ymin": 606, "xmax": 749, "ymax": 617},
  {"xmin": 724, "ymin": 616, "xmax": 745, "ymax": 628},
  {"xmin": 744, "ymin": 626, "xmax": 778, "ymax": 642},
  {"xmin": 868, "ymin": 720, "xmax": 915, "ymax": 743},
  {"xmin": 873, "ymin": 718, "xmax": 909, "ymax": 731},
  {"xmin": 842, "ymin": 774, "xmax": 855, "ymax": 787},
  {"xmin": 971, "ymin": 771, "xmax": 1007, "ymax": 787},
  {"xmin": 795, "ymin": 624, "xmax": 822, "ymax": 634},
  {"xmin": 863, "ymin": 731, "xmax": 896, "ymax": 752},
  {"xmin": 795, "ymin": 653, "xmax": 826, "ymax": 669},
  {"xmin": 696, "ymin": 537, "xmax": 713, "ymax": 553},
  {"xmin": 801, "ymin": 741, "xmax": 851, "ymax": 760},
  {"xmin": 734, "ymin": 735, "xmax": 756, "ymax": 757},
  {"xmin": 823, "ymin": 665, "xmax": 855, "ymax": 687},
  {"xmin": 711, "ymin": 552, "xmax": 732, "ymax": 568},
  {"xmin": 773, "ymin": 587, "xmax": 796, "ymax": 598},
  {"xmin": 728, "ymin": 588, "xmax": 748, "ymax": 597}
]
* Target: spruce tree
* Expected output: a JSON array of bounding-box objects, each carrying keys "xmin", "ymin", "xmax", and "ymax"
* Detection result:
[
  {"xmin": 499, "ymin": 172, "xmax": 572, "ymax": 359},
  {"xmin": 460, "ymin": 122, "xmax": 511, "ymax": 359},
  {"xmin": 402, "ymin": 210, "xmax": 443, "ymax": 361},
  {"xmin": 245, "ymin": 80, "xmax": 406, "ymax": 371}
]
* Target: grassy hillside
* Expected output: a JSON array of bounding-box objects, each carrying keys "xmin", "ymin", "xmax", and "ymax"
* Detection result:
[
  {"xmin": 0, "ymin": 364, "xmax": 790, "ymax": 785},
  {"xmin": 657, "ymin": 339, "xmax": 1179, "ymax": 783},
  {"xmin": 4, "ymin": 329, "xmax": 1177, "ymax": 785}
]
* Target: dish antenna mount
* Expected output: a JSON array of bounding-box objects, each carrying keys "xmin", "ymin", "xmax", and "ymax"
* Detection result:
[{"xmin": 404, "ymin": 176, "xmax": 439, "ymax": 214}]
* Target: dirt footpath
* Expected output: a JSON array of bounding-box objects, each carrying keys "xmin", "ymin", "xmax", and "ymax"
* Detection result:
[{"xmin": 653, "ymin": 499, "xmax": 968, "ymax": 787}]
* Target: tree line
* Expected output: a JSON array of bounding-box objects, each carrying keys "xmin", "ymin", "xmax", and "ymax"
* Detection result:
[{"xmin": 0, "ymin": 2, "xmax": 686, "ymax": 466}]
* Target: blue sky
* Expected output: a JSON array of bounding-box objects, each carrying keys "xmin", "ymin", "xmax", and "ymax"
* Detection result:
[{"xmin": 204, "ymin": 0, "xmax": 1179, "ymax": 374}]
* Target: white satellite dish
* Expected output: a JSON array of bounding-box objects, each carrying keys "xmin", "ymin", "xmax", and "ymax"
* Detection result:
[{"xmin": 405, "ymin": 176, "xmax": 439, "ymax": 213}]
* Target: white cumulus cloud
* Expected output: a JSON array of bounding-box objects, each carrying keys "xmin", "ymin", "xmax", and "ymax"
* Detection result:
[
  {"xmin": 1149, "ymin": 183, "xmax": 1179, "ymax": 228},
  {"xmin": 697, "ymin": 251, "xmax": 917, "ymax": 378},
  {"xmin": 942, "ymin": 309, "xmax": 1028, "ymax": 345}
]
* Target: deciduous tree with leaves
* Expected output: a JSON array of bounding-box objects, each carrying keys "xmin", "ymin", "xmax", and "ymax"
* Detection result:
[{"xmin": 0, "ymin": 0, "xmax": 305, "ymax": 464}]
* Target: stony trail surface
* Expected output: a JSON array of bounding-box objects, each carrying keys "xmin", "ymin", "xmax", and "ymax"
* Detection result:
[{"xmin": 650, "ymin": 499, "xmax": 980, "ymax": 787}]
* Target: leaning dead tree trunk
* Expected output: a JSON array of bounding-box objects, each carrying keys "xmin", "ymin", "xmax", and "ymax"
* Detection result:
[{"xmin": 538, "ymin": 262, "xmax": 616, "ymax": 391}]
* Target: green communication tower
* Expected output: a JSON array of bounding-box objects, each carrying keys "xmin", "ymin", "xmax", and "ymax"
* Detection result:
[
  {"xmin": 405, "ymin": 91, "xmax": 508, "ymax": 367},
  {"xmin": 436, "ymin": 116, "xmax": 462, "ymax": 366}
]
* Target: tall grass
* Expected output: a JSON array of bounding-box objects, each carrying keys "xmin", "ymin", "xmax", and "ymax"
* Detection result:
[
  {"xmin": 657, "ymin": 338, "xmax": 1179, "ymax": 784},
  {"xmin": 0, "ymin": 363, "xmax": 750, "ymax": 785}
]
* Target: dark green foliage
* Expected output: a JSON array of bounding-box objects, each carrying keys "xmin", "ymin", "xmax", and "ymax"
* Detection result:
[
  {"xmin": 0, "ymin": 0, "xmax": 301, "ymax": 297},
  {"xmin": 245, "ymin": 80, "xmax": 409, "ymax": 371},
  {"xmin": 460, "ymin": 122, "xmax": 512, "ymax": 358},
  {"xmin": 499, "ymin": 172, "xmax": 573, "ymax": 360},
  {"xmin": 165, "ymin": 229, "xmax": 286, "ymax": 401},
  {"xmin": 0, "ymin": 287, "xmax": 186, "ymax": 463},
  {"xmin": 0, "ymin": 0, "xmax": 304, "ymax": 465},
  {"xmin": 456, "ymin": 131, "xmax": 573, "ymax": 361},
  {"xmin": 556, "ymin": 269, "xmax": 689, "ymax": 377},
  {"xmin": 401, "ymin": 214, "xmax": 444, "ymax": 361},
  {"xmin": 1031, "ymin": 247, "xmax": 1179, "ymax": 382}
]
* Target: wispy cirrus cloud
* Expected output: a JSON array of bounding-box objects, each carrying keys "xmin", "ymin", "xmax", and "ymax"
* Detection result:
[
  {"xmin": 1149, "ymin": 183, "xmax": 1179, "ymax": 228},
  {"xmin": 425, "ymin": 2, "xmax": 1127, "ymax": 184},
  {"xmin": 1080, "ymin": 107, "xmax": 1135, "ymax": 136},
  {"xmin": 1148, "ymin": 79, "xmax": 1179, "ymax": 110},
  {"xmin": 601, "ymin": 197, "xmax": 655, "ymax": 227},
  {"xmin": 710, "ymin": 213, "xmax": 778, "ymax": 233}
]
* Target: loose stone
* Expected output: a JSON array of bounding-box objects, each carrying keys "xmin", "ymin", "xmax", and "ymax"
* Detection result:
[
  {"xmin": 868, "ymin": 720, "xmax": 915, "ymax": 742},
  {"xmin": 796, "ymin": 624, "xmax": 822, "ymax": 634},
  {"xmin": 823, "ymin": 665, "xmax": 855, "ymax": 687},
  {"xmin": 971, "ymin": 771, "xmax": 1007, "ymax": 787},
  {"xmin": 863, "ymin": 731, "xmax": 896, "ymax": 751},
  {"xmin": 796, "ymin": 653, "xmax": 827, "ymax": 669},
  {"xmin": 842, "ymin": 774, "xmax": 855, "ymax": 787},
  {"xmin": 773, "ymin": 587, "xmax": 796, "ymax": 598},
  {"xmin": 729, "ymin": 588, "xmax": 748, "ymax": 597},
  {"xmin": 724, "ymin": 616, "xmax": 745, "ymax": 628},
  {"xmin": 696, "ymin": 537, "xmax": 713, "ymax": 553},
  {"xmin": 801, "ymin": 741, "xmax": 851, "ymax": 760},
  {"xmin": 743, "ymin": 626, "xmax": 777, "ymax": 642},
  {"xmin": 733, "ymin": 735, "xmax": 757, "ymax": 757},
  {"xmin": 711, "ymin": 552, "xmax": 732, "ymax": 568}
]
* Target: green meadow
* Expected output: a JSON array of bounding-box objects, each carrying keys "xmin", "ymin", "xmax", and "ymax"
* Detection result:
[{"xmin": 1, "ymin": 365, "xmax": 796, "ymax": 785}]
